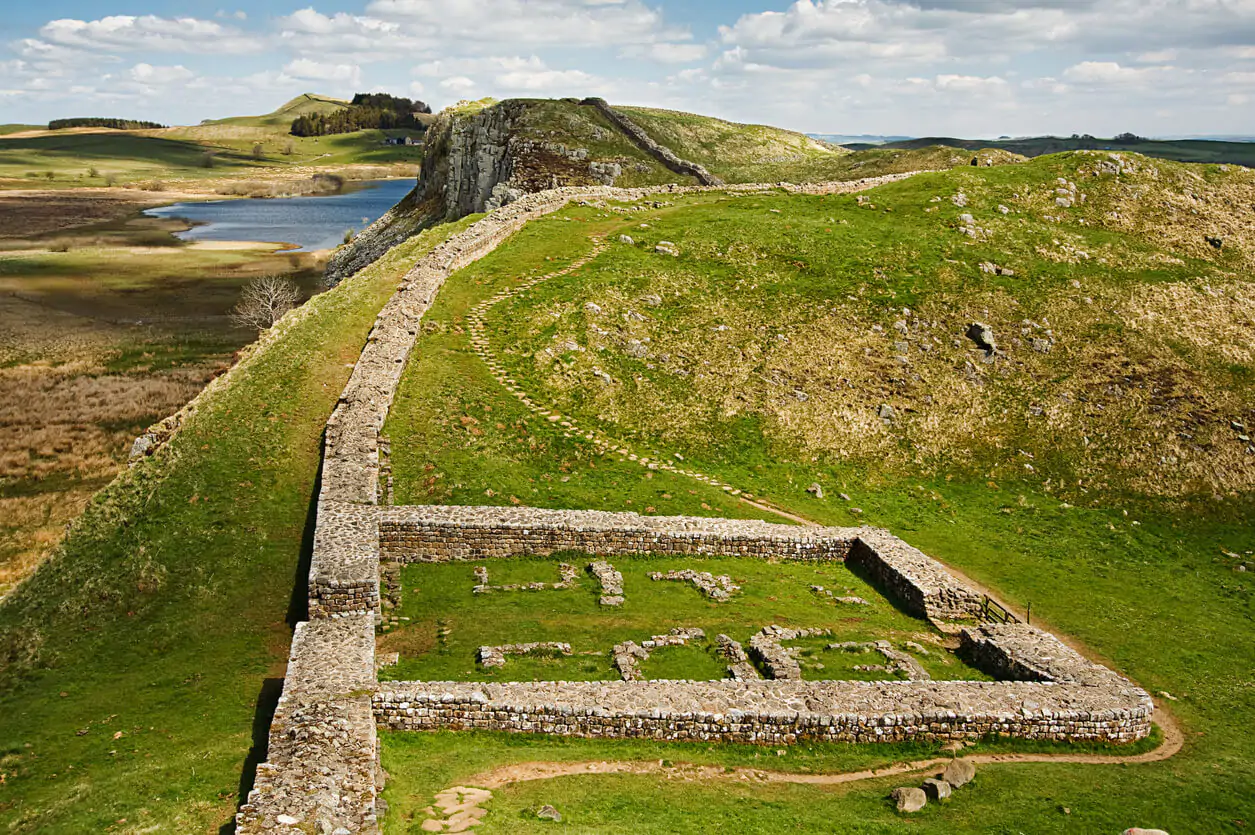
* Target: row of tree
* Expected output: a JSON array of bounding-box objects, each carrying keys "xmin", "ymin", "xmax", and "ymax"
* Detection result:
[
  {"xmin": 49, "ymin": 117, "xmax": 166, "ymax": 130},
  {"xmin": 289, "ymin": 94, "xmax": 431, "ymax": 137}
]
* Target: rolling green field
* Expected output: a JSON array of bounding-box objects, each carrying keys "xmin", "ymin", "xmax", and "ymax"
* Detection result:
[
  {"xmin": 0, "ymin": 94, "xmax": 424, "ymax": 188},
  {"xmin": 380, "ymin": 553, "xmax": 984, "ymax": 683},
  {"xmin": 378, "ymin": 155, "xmax": 1255, "ymax": 832}
]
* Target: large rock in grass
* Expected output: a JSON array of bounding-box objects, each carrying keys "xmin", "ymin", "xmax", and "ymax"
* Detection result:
[
  {"xmin": 942, "ymin": 759, "xmax": 976, "ymax": 788},
  {"xmin": 891, "ymin": 787, "xmax": 927, "ymax": 813},
  {"xmin": 1123, "ymin": 829, "xmax": 1169, "ymax": 835},
  {"xmin": 966, "ymin": 322, "xmax": 997, "ymax": 353},
  {"xmin": 922, "ymin": 777, "xmax": 952, "ymax": 800}
]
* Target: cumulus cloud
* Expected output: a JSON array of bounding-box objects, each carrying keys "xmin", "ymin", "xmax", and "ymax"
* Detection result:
[
  {"xmin": 129, "ymin": 62, "xmax": 196, "ymax": 85},
  {"xmin": 364, "ymin": 0, "xmax": 692, "ymax": 47},
  {"xmin": 38, "ymin": 14, "xmax": 262, "ymax": 54},
  {"xmin": 284, "ymin": 58, "xmax": 363, "ymax": 86}
]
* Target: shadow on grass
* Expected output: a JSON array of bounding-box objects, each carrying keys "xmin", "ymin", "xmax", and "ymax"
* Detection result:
[
  {"xmin": 222, "ymin": 459, "xmax": 323, "ymax": 833},
  {"xmin": 220, "ymin": 676, "xmax": 285, "ymax": 835}
]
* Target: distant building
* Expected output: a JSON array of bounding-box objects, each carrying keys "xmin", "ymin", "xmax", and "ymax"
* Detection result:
[{"xmin": 383, "ymin": 136, "xmax": 419, "ymax": 146}]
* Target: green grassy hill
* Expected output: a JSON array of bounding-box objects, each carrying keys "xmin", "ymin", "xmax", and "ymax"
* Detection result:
[
  {"xmin": 0, "ymin": 94, "xmax": 423, "ymax": 188},
  {"xmin": 851, "ymin": 135, "xmax": 1255, "ymax": 167},
  {"xmin": 0, "ymin": 218, "xmax": 476, "ymax": 831},
  {"xmin": 201, "ymin": 93, "xmax": 350, "ymax": 130}
]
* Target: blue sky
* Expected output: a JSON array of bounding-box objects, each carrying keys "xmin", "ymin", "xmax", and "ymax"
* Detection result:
[{"xmin": 3, "ymin": 1, "xmax": 1254, "ymax": 137}]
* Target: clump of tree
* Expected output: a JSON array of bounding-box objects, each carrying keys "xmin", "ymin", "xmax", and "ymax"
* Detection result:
[
  {"xmin": 1113, "ymin": 132, "xmax": 1147, "ymax": 144},
  {"xmin": 290, "ymin": 93, "xmax": 431, "ymax": 137},
  {"xmin": 230, "ymin": 275, "xmax": 302, "ymax": 332},
  {"xmin": 49, "ymin": 117, "xmax": 166, "ymax": 130}
]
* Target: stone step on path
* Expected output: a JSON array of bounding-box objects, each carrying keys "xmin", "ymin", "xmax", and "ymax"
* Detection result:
[
  {"xmin": 422, "ymin": 786, "xmax": 493, "ymax": 833},
  {"xmin": 465, "ymin": 235, "xmax": 789, "ymax": 516}
]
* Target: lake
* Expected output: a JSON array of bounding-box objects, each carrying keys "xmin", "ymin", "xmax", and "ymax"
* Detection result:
[{"xmin": 144, "ymin": 178, "xmax": 414, "ymax": 251}]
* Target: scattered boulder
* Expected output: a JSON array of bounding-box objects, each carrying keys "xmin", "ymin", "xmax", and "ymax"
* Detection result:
[
  {"xmin": 922, "ymin": 777, "xmax": 952, "ymax": 800},
  {"xmin": 537, "ymin": 805, "xmax": 563, "ymax": 822},
  {"xmin": 966, "ymin": 322, "xmax": 997, "ymax": 353},
  {"xmin": 878, "ymin": 403, "xmax": 896, "ymax": 424},
  {"xmin": 892, "ymin": 786, "xmax": 928, "ymax": 813},
  {"xmin": 618, "ymin": 234, "xmax": 635, "ymax": 245},
  {"xmin": 807, "ymin": 483, "xmax": 824, "ymax": 499},
  {"xmin": 942, "ymin": 758, "xmax": 976, "ymax": 788},
  {"xmin": 624, "ymin": 339, "xmax": 648, "ymax": 359},
  {"xmin": 584, "ymin": 302, "xmax": 602, "ymax": 314},
  {"xmin": 655, "ymin": 241, "xmax": 679, "ymax": 256},
  {"xmin": 641, "ymin": 293, "xmax": 663, "ymax": 307},
  {"xmin": 1123, "ymin": 829, "xmax": 1170, "ymax": 835}
]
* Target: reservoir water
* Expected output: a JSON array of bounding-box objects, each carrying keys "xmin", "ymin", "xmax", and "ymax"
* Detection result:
[{"xmin": 144, "ymin": 178, "xmax": 413, "ymax": 251}]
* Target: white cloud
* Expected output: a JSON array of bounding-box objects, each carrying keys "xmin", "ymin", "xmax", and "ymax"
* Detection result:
[
  {"xmin": 284, "ymin": 58, "xmax": 363, "ymax": 86},
  {"xmin": 129, "ymin": 63, "xmax": 195, "ymax": 85},
  {"xmin": 1062, "ymin": 61, "xmax": 1164, "ymax": 85},
  {"xmin": 440, "ymin": 75, "xmax": 476, "ymax": 93},
  {"xmin": 38, "ymin": 14, "xmax": 262, "ymax": 54},
  {"xmin": 626, "ymin": 43, "xmax": 709, "ymax": 63},
  {"xmin": 365, "ymin": 0, "xmax": 692, "ymax": 47}
]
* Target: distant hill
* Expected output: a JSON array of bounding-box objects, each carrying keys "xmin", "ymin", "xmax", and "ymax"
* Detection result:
[
  {"xmin": 203, "ymin": 93, "xmax": 351, "ymax": 130},
  {"xmin": 0, "ymin": 93, "xmax": 423, "ymax": 187},
  {"xmin": 844, "ymin": 135, "xmax": 1255, "ymax": 166},
  {"xmin": 809, "ymin": 133, "xmax": 914, "ymax": 146}
]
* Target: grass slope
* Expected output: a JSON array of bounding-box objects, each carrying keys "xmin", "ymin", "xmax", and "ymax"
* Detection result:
[
  {"xmin": 378, "ymin": 157, "xmax": 1254, "ymax": 831},
  {"xmin": 0, "ymin": 218, "xmax": 474, "ymax": 832},
  {"xmin": 617, "ymin": 105, "xmax": 849, "ymax": 183},
  {"xmin": 857, "ymin": 135, "xmax": 1255, "ymax": 167}
]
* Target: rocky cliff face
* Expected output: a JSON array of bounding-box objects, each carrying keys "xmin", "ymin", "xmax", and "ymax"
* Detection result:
[{"xmin": 325, "ymin": 98, "xmax": 688, "ymax": 286}]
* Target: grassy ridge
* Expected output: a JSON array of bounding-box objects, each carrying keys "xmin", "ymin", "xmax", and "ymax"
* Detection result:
[
  {"xmin": 859, "ymin": 135, "xmax": 1255, "ymax": 167},
  {"xmin": 0, "ymin": 218, "xmax": 474, "ymax": 832}
]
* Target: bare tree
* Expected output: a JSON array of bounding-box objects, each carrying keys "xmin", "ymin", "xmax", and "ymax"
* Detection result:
[{"xmin": 230, "ymin": 275, "xmax": 301, "ymax": 332}]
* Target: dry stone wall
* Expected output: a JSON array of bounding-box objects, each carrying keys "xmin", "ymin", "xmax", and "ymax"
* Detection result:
[
  {"xmin": 375, "ymin": 676, "xmax": 1151, "ymax": 745},
  {"xmin": 378, "ymin": 505, "xmax": 858, "ymax": 563}
]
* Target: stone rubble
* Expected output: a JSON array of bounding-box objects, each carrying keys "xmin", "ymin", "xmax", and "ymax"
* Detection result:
[
  {"xmin": 613, "ymin": 628, "xmax": 705, "ymax": 681},
  {"xmin": 479, "ymin": 643, "xmax": 573, "ymax": 669},
  {"xmin": 748, "ymin": 626, "xmax": 831, "ymax": 680},
  {"xmin": 649, "ymin": 569, "xmax": 740, "ymax": 601},
  {"xmin": 588, "ymin": 560, "xmax": 625, "ymax": 606},
  {"xmin": 717, "ymin": 634, "xmax": 761, "ymax": 680},
  {"xmin": 472, "ymin": 563, "xmax": 578, "ymax": 594},
  {"xmin": 829, "ymin": 641, "xmax": 931, "ymax": 681}
]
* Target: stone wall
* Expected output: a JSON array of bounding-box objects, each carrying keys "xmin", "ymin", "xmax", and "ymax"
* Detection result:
[
  {"xmin": 374, "ymin": 677, "xmax": 1152, "ymax": 745},
  {"xmin": 236, "ymin": 615, "xmax": 380, "ymax": 833},
  {"xmin": 379, "ymin": 505, "xmax": 858, "ymax": 563},
  {"xmin": 849, "ymin": 529, "xmax": 987, "ymax": 623}
]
